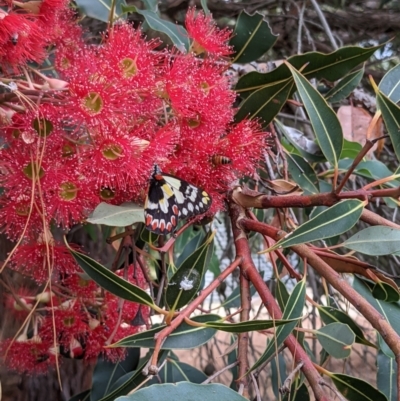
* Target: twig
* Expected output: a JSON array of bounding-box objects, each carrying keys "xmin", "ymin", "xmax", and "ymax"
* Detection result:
[
  {"xmin": 279, "ymin": 361, "xmax": 304, "ymax": 395},
  {"xmin": 250, "ymin": 372, "xmax": 262, "ymax": 401},
  {"xmin": 201, "ymin": 361, "xmax": 239, "ymax": 384},
  {"xmin": 361, "ymin": 208, "xmax": 400, "ymax": 229},
  {"xmin": 237, "ymin": 269, "xmax": 251, "ymax": 395},
  {"xmin": 309, "ymin": 0, "xmax": 338, "ymax": 49}
]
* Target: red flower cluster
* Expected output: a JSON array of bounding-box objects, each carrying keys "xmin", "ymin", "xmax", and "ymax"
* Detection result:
[
  {"xmin": 1, "ymin": 264, "xmax": 148, "ymax": 373},
  {"xmin": 0, "ymin": 7, "xmax": 270, "ymax": 373}
]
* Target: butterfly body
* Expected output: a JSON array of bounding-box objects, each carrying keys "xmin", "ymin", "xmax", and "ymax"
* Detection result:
[{"xmin": 144, "ymin": 166, "xmax": 212, "ymax": 234}]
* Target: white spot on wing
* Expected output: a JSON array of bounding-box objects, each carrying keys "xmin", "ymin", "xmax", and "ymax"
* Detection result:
[
  {"xmin": 188, "ymin": 202, "xmax": 194, "ymax": 212},
  {"xmin": 146, "ymin": 201, "xmax": 159, "ymax": 210},
  {"xmin": 188, "ymin": 186, "xmax": 198, "ymax": 201},
  {"xmin": 172, "ymin": 187, "xmax": 185, "ymax": 204},
  {"xmin": 159, "ymin": 198, "xmax": 169, "ymax": 213},
  {"xmin": 164, "ymin": 176, "xmax": 182, "ymax": 189}
]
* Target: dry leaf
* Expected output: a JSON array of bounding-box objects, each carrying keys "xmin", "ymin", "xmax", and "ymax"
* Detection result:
[{"xmin": 337, "ymin": 105, "xmax": 383, "ymax": 157}]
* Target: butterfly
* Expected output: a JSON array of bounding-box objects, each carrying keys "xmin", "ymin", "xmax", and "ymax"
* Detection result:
[{"xmin": 144, "ymin": 165, "xmax": 212, "ymax": 234}]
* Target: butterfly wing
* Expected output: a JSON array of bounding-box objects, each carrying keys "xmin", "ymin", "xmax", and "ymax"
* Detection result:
[{"xmin": 144, "ymin": 172, "xmax": 212, "ymax": 234}]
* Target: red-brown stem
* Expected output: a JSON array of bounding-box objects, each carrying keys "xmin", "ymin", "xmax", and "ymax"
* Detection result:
[
  {"xmin": 229, "ymin": 203, "xmax": 330, "ymax": 401},
  {"xmin": 149, "ymin": 257, "xmax": 242, "ymax": 369},
  {"xmin": 237, "ymin": 270, "xmax": 251, "ymax": 395},
  {"xmin": 240, "ymin": 217, "xmax": 400, "ymax": 395},
  {"xmin": 274, "ymin": 248, "xmax": 303, "ymax": 280},
  {"xmin": 232, "ymin": 186, "xmax": 400, "ymax": 209},
  {"xmin": 361, "ymin": 208, "xmax": 400, "ymax": 229}
]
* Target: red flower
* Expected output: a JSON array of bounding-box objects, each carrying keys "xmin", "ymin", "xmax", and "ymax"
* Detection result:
[
  {"xmin": 1, "ymin": 335, "xmax": 58, "ymax": 374},
  {"xmin": 219, "ymin": 119, "xmax": 268, "ymax": 175},
  {"xmin": 185, "ymin": 8, "xmax": 233, "ymax": 57},
  {"xmin": 0, "ymin": 191, "xmax": 44, "ymax": 240},
  {"xmin": 40, "ymin": 301, "xmax": 90, "ymax": 348},
  {"xmin": 0, "ymin": 12, "xmax": 45, "ymax": 70},
  {"xmin": 9, "ymin": 236, "xmax": 80, "ymax": 282},
  {"xmin": 61, "ymin": 274, "xmax": 98, "ymax": 301},
  {"xmin": 163, "ymin": 54, "xmax": 235, "ymax": 131}
]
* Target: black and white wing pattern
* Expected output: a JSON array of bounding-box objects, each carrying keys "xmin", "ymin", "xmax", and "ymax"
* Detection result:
[{"xmin": 144, "ymin": 166, "xmax": 212, "ymax": 234}]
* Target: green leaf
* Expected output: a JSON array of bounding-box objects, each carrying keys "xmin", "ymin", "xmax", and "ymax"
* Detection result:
[
  {"xmin": 75, "ymin": 0, "xmax": 127, "ymax": 22},
  {"xmin": 98, "ymin": 351, "xmax": 168, "ymax": 401},
  {"xmin": 116, "ymin": 382, "xmax": 249, "ymax": 401},
  {"xmin": 316, "ymin": 323, "xmax": 355, "ymax": 359},
  {"xmin": 319, "ymin": 306, "xmax": 376, "ymax": 348},
  {"xmin": 330, "ymin": 373, "xmax": 388, "ymax": 401},
  {"xmin": 235, "ymin": 79, "xmax": 293, "ymax": 125},
  {"xmin": 175, "ymin": 231, "xmax": 204, "ymax": 267},
  {"xmin": 133, "ymin": 9, "xmax": 189, "ymax": 52},
  {"xmin": 287, "ymin": 64, "xmax": 343, "ymax": 167},
  {"xmin": 204, "ymin": 317, "xmax": 300, "ymax": 333},
  {"xmin": 340, "ymin": 139, "xmax": 363, "ymax": 159},
  {"xmin": 371, "ymin": 281, "xmax": 400, "ymax": 303},
  {"xmin": 275, "ymin": 279, "xmax": 290, "ymax": 311},
  {"xmin": 236, "ymin": 45, "xmax": 381, "ymax": 97},
  {"xmin": 249, "ymin": 280, "xmax": 306, "ymax": 373},
  {"xmin": 141, "ymin": 0, "xmax": 157, "ymax": 12},
  {"xmin": 267, "ymin": 200, "xmax": 364, "ymax": 251},
  {"xmin": 325, "ymin": 68, "xmax": 364, "ymax": 103},
  {"xmin": 342, "ymin": 226, "xmax": 400, "ymax": 256},
  {"xmin": 230, "ymin": 11, "xmax": 278, "ymax": 64},
  {"xmin": 287, "ymin": 153, "xmax": 319, "ymax": 195},
  {"xmin": 165, "ymin": 232, "xmax": 214, "ymax": 309},
  {"xmin": 200, "ymin": 0, "xmax": 210, "ymax": 14},
  {"xmin": 91, "ymin": 349, "xmax": 140, "ymax": 401},
  {"xmin": 208, "ymin": 252, "xmax": 221, "ymax": 276},
  {"xmin": 379, "ymin": 64, "xmax": 400, "ymax": 103},
  {"xmin": 377, "ymin": 351, "xmax": 397, "ymax": 401},
  {"xmin": 69, "ymin": 250, "xmax": 155, "ymax": 307},
  {"xmin": 355, "ymin": 160, "xmax": 399, "ymax": 188},
  {"xmin": 111, "ymin": 314, "xmax": 219, "ymax": 349},
  {"xmin": 271, "ymin": 354, "xmax": 286, "ymax": 398},
  {"xmin": 87, "ymin": 202, "xmax": 144, "ymax": 226},
  {"xmin": 375, "ymin": 88, "xmax": 400, "ymax": 163},
  {"xmin": 157, "ymin": 359, "xmax": 207, "ymax": 384}
]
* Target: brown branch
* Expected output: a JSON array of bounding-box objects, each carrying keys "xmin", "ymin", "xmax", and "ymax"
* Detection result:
[
  {"xmin": 237, "ymin": 269, "xmax": 251, "ymax": 394},
  {"xmin": 228, "ymin": 201, "xmax": 330, "ymax": 401},
  {"xmin": 232, "ymin": 186, "xmax": 400, "ymax": 210},
  {"xmin": 361, "ymin": 208, "xmax": 400, "ymax": 229}
]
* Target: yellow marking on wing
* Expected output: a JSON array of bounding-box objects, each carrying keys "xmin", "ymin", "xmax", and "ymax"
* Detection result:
[{"xmin": 161, "ymin": 183, "xmax": 174, "ymax": 198}]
